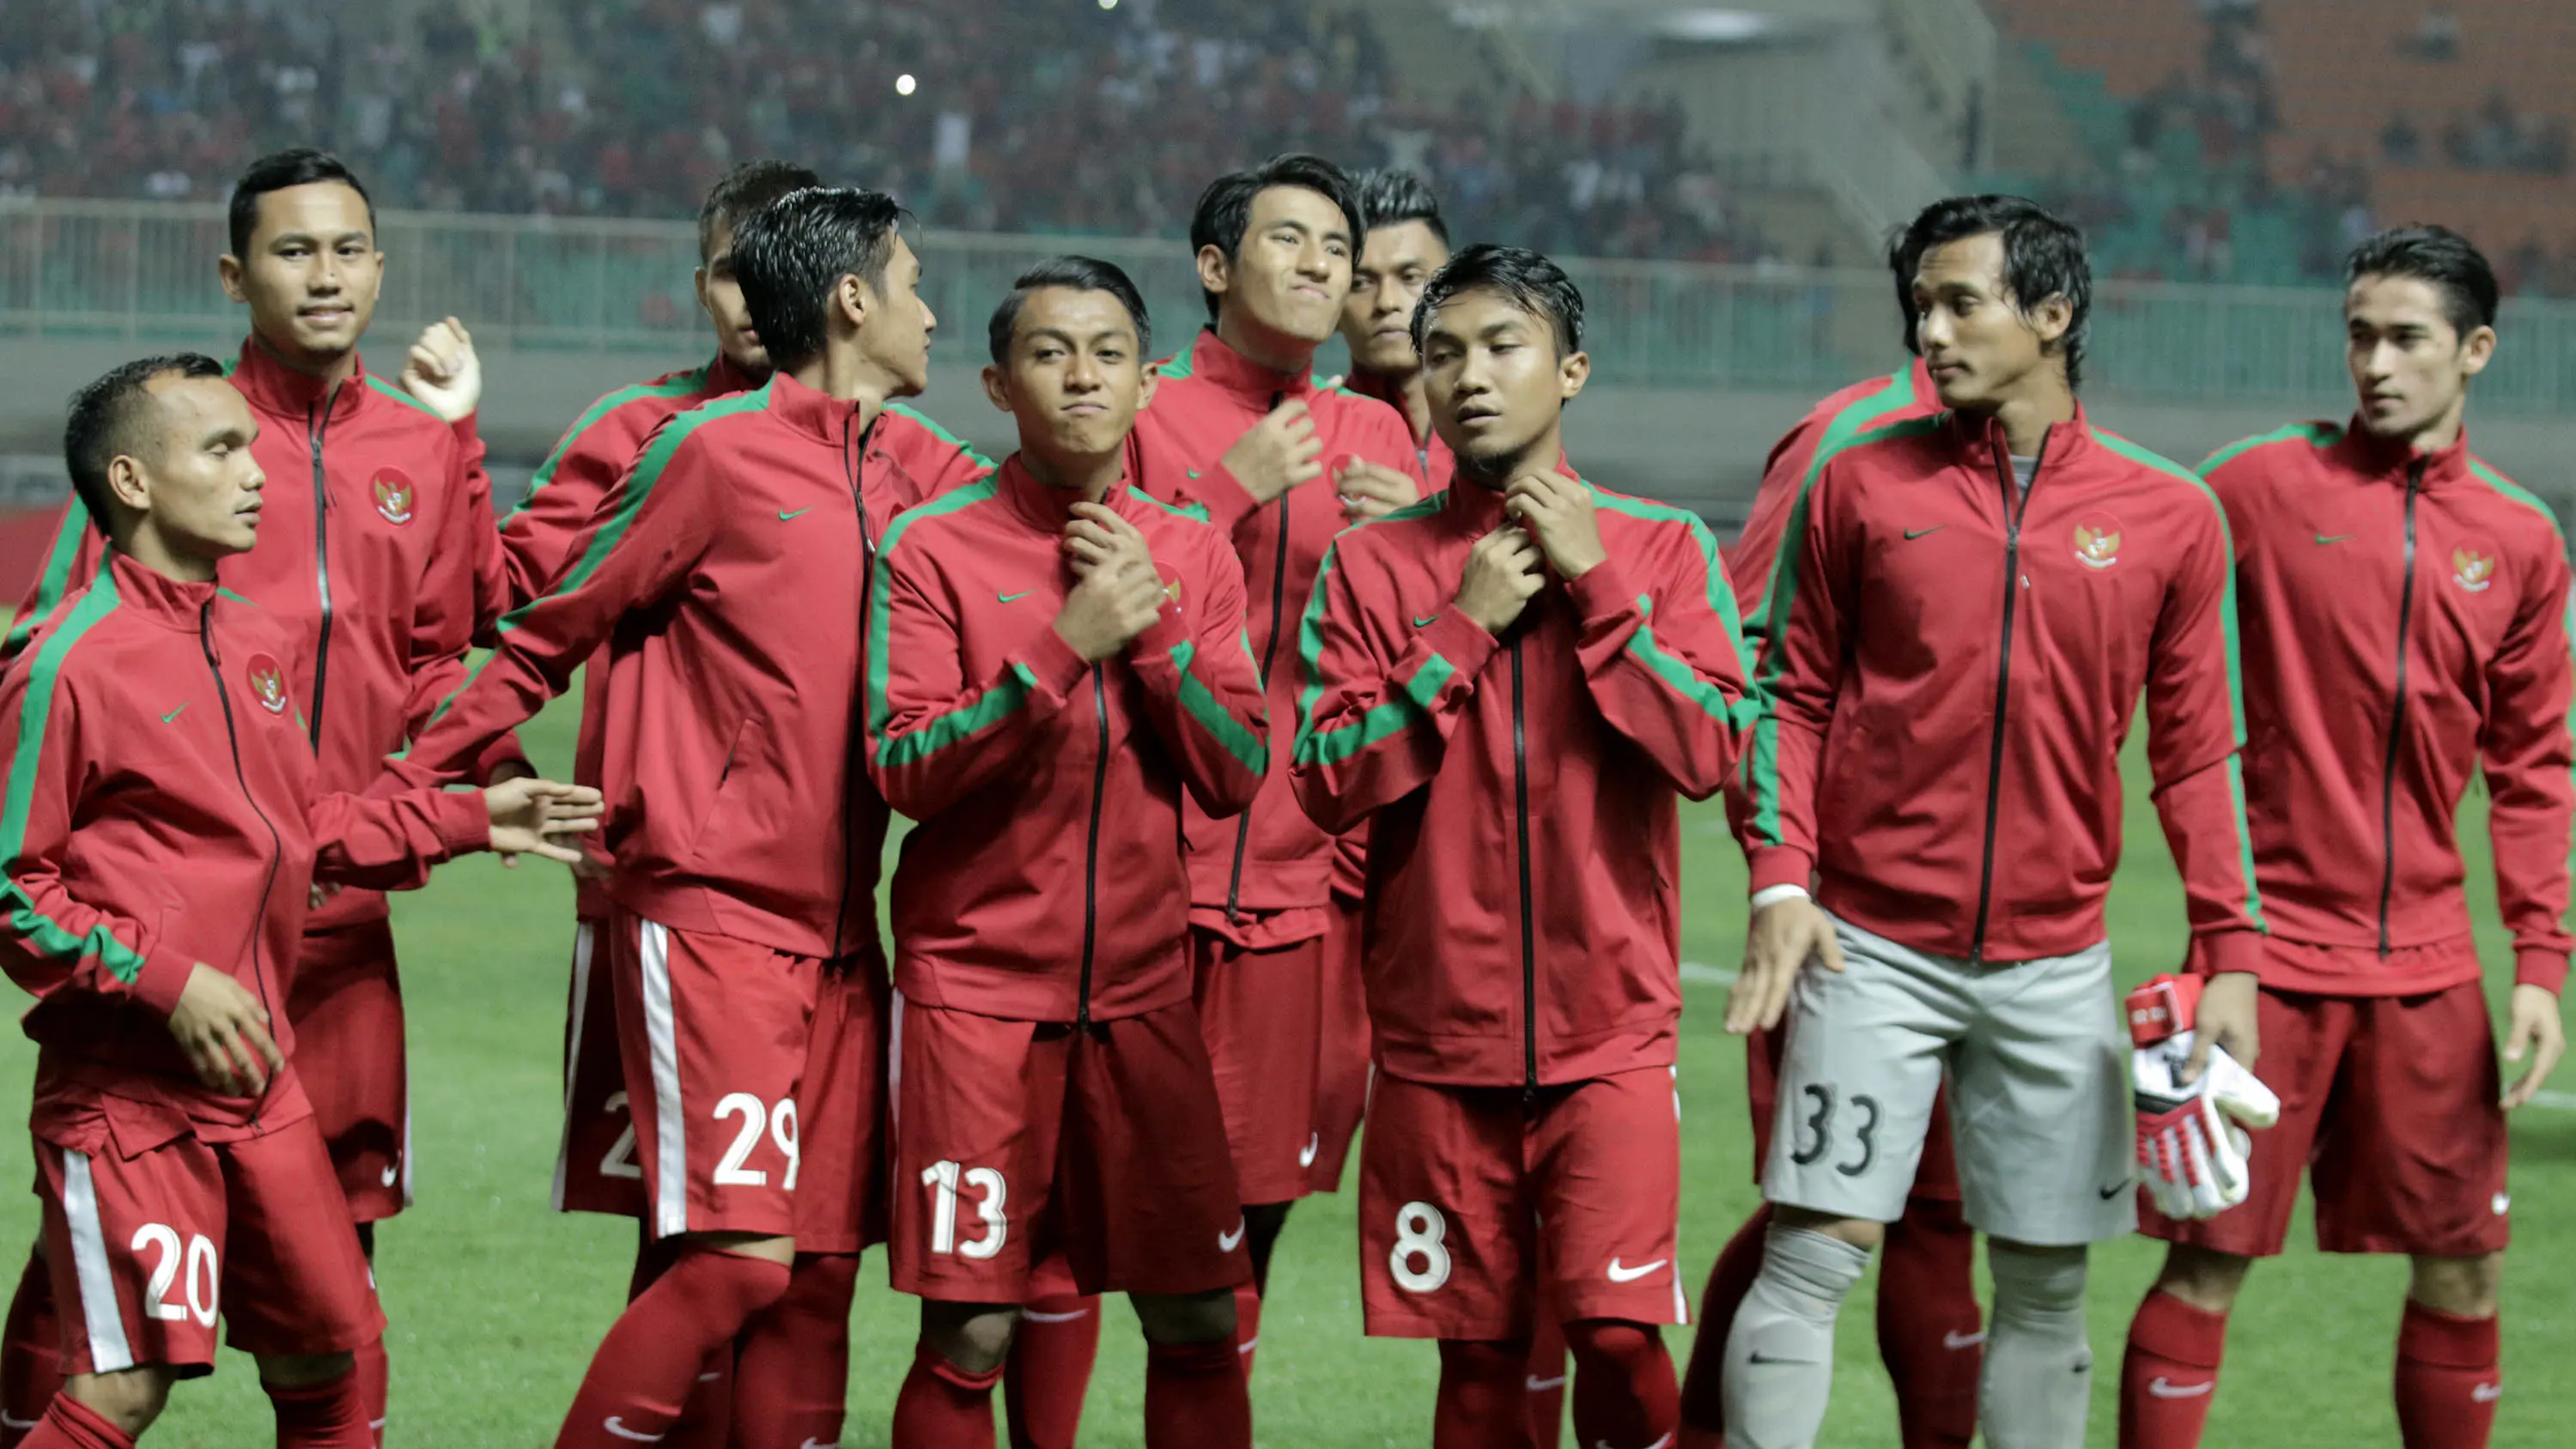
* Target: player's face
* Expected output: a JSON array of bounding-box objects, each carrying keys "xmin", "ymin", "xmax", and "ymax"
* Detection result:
[
  {"xmin": 695, "ymin": 219, "xmax": 769, "ymax": 374},
  {"xmin": 124, "ymin": 376, "xmax": 266, "ymax": 560},
  {"xmin": 983, "ymin": 287, "xmax": 1151, "ymax": 463},
  {"xmin": 1419, "ymin": 288, "xmax": 1589, "ymax": 473},
  {"xmin": 220, "ymin": 183, "xmax": 382, "ymax": 363},
  {"xmin": 1342, "ymin": 220, "xmax": 1449, "ymax": 375},
  {"xmin": 1208, "ymin": 185, "xmax": 1353, "ymax": 349},
  {"xmin": 2346, "ymin": 273, "xmax": 2494, "ymax": 442},
  {"xmin": 1912, "ymin": 231, "xmax": 2067, "ymax": 413},
  {"xmin": 857, "ymin": 234, "xmax": 936, "ymax": 398}
]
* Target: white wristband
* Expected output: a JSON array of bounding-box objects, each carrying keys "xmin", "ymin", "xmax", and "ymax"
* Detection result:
[{"xmin": 1749, "ymin": 884, "xmax": 1811, "ymax": 911}]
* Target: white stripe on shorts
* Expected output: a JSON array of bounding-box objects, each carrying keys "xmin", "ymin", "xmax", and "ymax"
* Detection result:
[
  {"xmin": 550, "ymin": 922, "xmax": 598, "ymax": 1212},
  {"xmin": 60, "ymin": 1149, "xmax": 132, "ymax": 1373},
  {"xmin": 887, "ymin": 989, "xmax": 907, "ymax": 1143},
  {"xmin": 640, "ymin": 919, "xmax": 689, "ymax": 1239}
]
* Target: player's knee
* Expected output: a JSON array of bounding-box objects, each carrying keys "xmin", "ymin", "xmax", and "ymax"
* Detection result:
[
  {"xmin": 63, "ymin": 1365, "xmax": 173, "ymax": 1435},
  {"xmin": 254, "ymin": 1349, "xmax": 355, "ymax": 1388},
  {"xmin": 1987, "ymin": 1239, "xmax": 2087, "ymax": 1317},
  {"xmin": 1774, "ymin": 1204, "xmax": 1883, "ymax": 1253},
  {"xmin": 2407, "ymin": 1252, "xmax": 2500, "ymax": 1318},
  {"xmin": 1562, "ymin": 1317, "xmax": 1664, "ymax": 1371},
  {"xmin": 2153, "ymin": 1242, "xmax": 2251, "ymax": 1313},
  {"xmin": 1133, "ymin": 1287, "xmax": 1237, "ymax": 1347},
  {"xmin": 920, "ymin": 1300, "xmax": 1020, "ymax": 1374}
]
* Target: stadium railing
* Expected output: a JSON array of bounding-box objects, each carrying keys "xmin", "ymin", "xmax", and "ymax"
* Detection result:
[{"xmin": 6, "ymin": 199, "xmax": 2574, "ymax": 411}]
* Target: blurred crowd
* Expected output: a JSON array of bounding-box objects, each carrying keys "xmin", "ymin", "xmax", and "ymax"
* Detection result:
[{"xmin": 1, "ymin": 0, "xmax": 1782, "ymax": 264}]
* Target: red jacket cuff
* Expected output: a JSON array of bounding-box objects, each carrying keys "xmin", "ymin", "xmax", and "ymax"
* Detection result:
[
  {"xmin": 452, "ymin": 412, "xmax": 481, "ymax": 444},
  {"xmin": 2190, "ymin": 930, "xmax": 2265, "ymax": 979},
  {"xmin": 1196, "ymin": 464, "xmax": 1263, "ymax": 534},
  {"xmin": 472, "ymin": 731, "xmax": 532, "ymax": 786},
  {"xmin": 428, "ymin": 787, "xmax": 493, "ymax": 857},
  {"xmin": 131, "ymin": 948, "xmax": 195, "ymax": 1019},
  {"xmin": 1564, "ymin": 557, "xmax": 1642, "ymax": 624},
  {"xmin": 2515, "ymin": 945, "xmax": 2568, "ymax": 995},
  {"xmin": 1026, "ymin": 624, "xmax": 1097, "ymax": 701},
  {"xmin": 1417, "ymin": 609, "xmax": 1500, "ymax": 679},
  {"xmin": 1747, "ymin": 846, "xmax": 1815, "ymax": 894}
]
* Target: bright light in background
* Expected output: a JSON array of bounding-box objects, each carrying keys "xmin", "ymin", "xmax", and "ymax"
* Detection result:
[
  {"xmin": 1099, "ymin": 0, "xmax": 1118, "ymax": 9},
  {"xmin": 1652, "ymin": 9, "xmax": 1777, "ymax": 44},
  {"xmin": 896, "ymin": 73, "xmax": 917, "ymax": 95}
]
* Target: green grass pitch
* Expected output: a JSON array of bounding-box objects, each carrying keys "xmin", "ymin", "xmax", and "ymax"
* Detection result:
[{"xmin": 4, "ymin": 691, "xmax": 2570, "ymax": 1446}]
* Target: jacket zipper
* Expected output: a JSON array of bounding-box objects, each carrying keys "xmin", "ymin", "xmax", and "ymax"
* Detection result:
[
  {"xmin": 200, "ymin": 603, "xmax": 284, "ymax": 1114},
  {"xmin": 1967, "ymin": 431, "xmax": 2048, "ymax": 961},
  {"xmin": 1078, "ymin": 666, "xmax": 1110, "ymax": 1026},
  {"xmin": 1224, "ymin": 389, "xmax": 1292, "ymax": 925},
  {"xmin": 305, "ymin": 393, "xmax": 339, "ymax": 751},
  {"xmin": 2376, "ymin": 461, "xmax": 2426, "ymax": 955},
  {"xmin": 827, "ymin": 413, "xmax": 878, "ymax": 959},
  {"xmin": 1511, "ymin": 634, "xmax": 1537, "ymax": 1099}
]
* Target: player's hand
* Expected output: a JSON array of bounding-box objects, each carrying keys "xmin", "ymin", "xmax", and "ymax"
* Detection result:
[
  {"xmin": 1502, "ymin": 471, "xmax": 1607, "ymax": 579},
  {"xmin": 1055, "ymin": 524, "xmax": 1168, "ymax": 663},
  {"xmin": 307, "ymin": 881, "xmax": 343, "ymax": 910},
  {"xmin": 1061, "ymin": 501, "xmax": 1154, "ymax": 581},
  {"xmin": 1455, "ymin": 527, "xmax": 1546, "ymax": 634},
  {"xmin": 167, "ymin": 965, "xmax": 284, "ymax": 1097},
  {"xmin": 2501, "ymin": 982, "xmax": 2565, "ymax": 1110},
  {"xmin": 2129, "ymin": 973, "xmax": 2281, "ymax": 1220},
  {"xmin": 399, "ymin": 317, "xmax": 482, "ymax": 423},
  {"xmin": 1219, "ymin": 399, "xmax": 1324, "ymax": 505},
  {"xmin": 2181, "ymin": 969, "xmax": 2261, "ymax": 1083},
  {"xmin": 1727, "ymin": 894, "xmax": 1844, "ymax": 1035},
  {"xmin": 1335, "ymin": 457, "xmax": 1419, "ymax": 524},
  {"xmin": 483, "ymin": 779, "xmax": 605, "ymax": 867}
]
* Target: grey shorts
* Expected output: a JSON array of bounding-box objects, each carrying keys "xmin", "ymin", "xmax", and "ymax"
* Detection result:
[{"xmin": 1759, "ymin": 914, "xmax": 2136, "ymax": 1246}]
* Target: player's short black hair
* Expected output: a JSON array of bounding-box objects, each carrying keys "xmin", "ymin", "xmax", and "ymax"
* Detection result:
[
  {"xmin": 64, "ymin": 354, "xmax": 228, "ymax": 539},
  {"xmin": 1885, "ymin": 221, "xmax": 1936, "ymax": 356},
  {"xmin": 698, "ymin": 160, "xmax": 823, "ymax": 264},
  {"xmin": 728, "ymin": 186, "xmax": 908, "ymax": 373},
  {"xmin": 228, "ymin": 148, "xmax": 374, "ymax": 259},
  {"xmin": 1188, "ymin": 153, "xmax": 1365, "ymax": 321},
  {"xmin": 1411, "ymin": 243, "xmax": 1585, "ymax": 360},
  {"xmin": 1897, "ymin": 194, "xmax": 2093, "ymax": 389},
  {"xmin": 2345, "ymin": 225, "xmax": 2500, "ymax": 338},
  {"xmin": 987, "ymin": 256, "xmax": 1151, "ymax": 366},
  {"xmin": 1352, "ymin": 168, "xmax": 1449, "ymax": 248}
]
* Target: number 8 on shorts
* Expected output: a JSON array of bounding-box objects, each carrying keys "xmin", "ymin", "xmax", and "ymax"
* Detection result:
[{"xmin": 1389, "ymin": 1201, "xmax": 1451, "ymax": 1293}]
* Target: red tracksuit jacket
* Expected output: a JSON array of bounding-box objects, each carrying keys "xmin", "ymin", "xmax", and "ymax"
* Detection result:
[
  {"xmin": 0, "ymin": 555, "xmax": 487, "ymax": 1128},
  {"xmin": 1290, "ymin": 476, "xmax": 1753, "ymax": 1088},
  {"xmin": 501, "ymin": 355, "xmax": 990, "ymax": 914},
  {"xmin": 1737, "ymin": 405, "xmax": 2265, "ymax": 972},
  {"xmin": 2205, "ymin": 420, "xmax": 2574, "ymax": 994},
  {"xmin": 864, "ymin": 456, "xmax": 1269, "ymax": 1022},
  {"xmin": 1129, "ymin": 330, "xmax": 1425, "ymax": 923},
  {"xmin": 7, "ymin": 341, "xmax": 520, "ymax": 936},
  {"xmin": 382, "ymin": 373, "xmax": 938, "ymax": 960},
  {"xmin": 1723, "ymin": 359, "xmax": 1941, "ymax": 634}
]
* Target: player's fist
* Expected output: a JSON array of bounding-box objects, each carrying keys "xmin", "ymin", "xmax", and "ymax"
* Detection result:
[
  {"xmin": 1502, "ymin": 471, "xmax": 1607, "ymax": 579},
  {"xmin": 1455, "ymin": 527, "xmax": 1546, "ymax": 634},
  {"xmin": 1335, "ymin": 456, "xmax": 1419, "ymax": 524},
  {"xmin": 167, "ymin": 965, "xmax": 284, "ymax": 1097},
  {"xmin": 484, "ymin": 779, "xmax": 606, "ymax": 867},
  {"xmin": 1220, "ymin": 399, "xmax": 1324, "ymax": 506},
  {"xmin": 1055, "ymin": 509, "xmax": 1168, "ymax": 663},
  {"xmin": 2129, "ymin": 973, "xmax": 2280, "ymax": 1220},
  {"xmin": 2501, "ymin": 981, "xmax": 2565, "ymax": 1110},
  {"xmin": 399, "ymin": 316, "xmax": 482, "ymax": 422}
]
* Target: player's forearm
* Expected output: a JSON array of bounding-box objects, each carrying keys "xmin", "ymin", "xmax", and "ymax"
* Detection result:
[
  {"xmin": 1570, "ymin": 564, "xmax": 1748, "ymax": 800},
  {"xmin": 0, "ymin": 873, "xmax": 192, "ymax": 1017},
  {"xmin": 868, "ymin": 631, "xmax": 1090, "ymax": 819},
  {"xmin": 2150, "ymin": 752, "xmax": 2267, "ymax": 949},
  {"xmin": 310, "ymin": 788, "xmax": 490, "ymax": 890}
]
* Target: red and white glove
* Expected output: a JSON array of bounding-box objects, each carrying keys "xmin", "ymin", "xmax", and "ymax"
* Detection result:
[{"xmin": 2129, "ymin": 973, "xmax": 2280, "ymax": 1221}]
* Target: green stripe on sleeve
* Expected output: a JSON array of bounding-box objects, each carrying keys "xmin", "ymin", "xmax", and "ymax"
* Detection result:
[
  {"xmin": 874, "ymin": 660, "xmax": 1036, "ymax": 770},
  {"xmin": 362, "ymin": 373, "xmax": 447, "ymax": 420},
  {"xmin": 5, "ymin": 499, "xmax": 94, "ymax": 656},
  {"xmin": 862, "ymin": 480, "xmax": 1011, "ymax": 763},
  {"xmin": 0, "ymin": 572, "xmax": 147, "ymax": 981},
  {"xmin": 1295, "ymin": 653, "xmax": 1458, "ymax": 768},
  {"xmin": 1167, "ymin": 640, "xmax": 1267, "ymax": 775},
  {"xmin": 510, "ymin": 367, "xmax": 714, "ymax": 520},
  {"xmin": 2196, "ymin": 421, "xmax": 2340, "ymax": 478},
  {"xmin": 1595, "ymin": 487, "xmax": 1757, "ymax": 685}
]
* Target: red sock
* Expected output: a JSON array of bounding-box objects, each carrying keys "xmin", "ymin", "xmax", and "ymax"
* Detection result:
[
  {"xmin": 1564, "ymin": 1319, "xmax": 1680, "ymax": 1449},
  {"xmin": 1437, "ymin": 1339, "xmax": 1537, "ymax": 1449},
  {"xmin": 1880, "ymin": 1196, "xmax": 1982, "ymax": 1449},
  {"xmin": 1528, "ymin": 1314, "xmax": 1568, "ymax": 1449},
  {"xmin": 553, "ymin": 1246, "xmax": 789, "ymax": 1449},
  {"xmin": 660, "ymin": 1348, "xmax": 730, "ymax": 1449},
  {"xmin": 894, "ymin": 1343, "xmax": 1001, "ymax": 1449},
  {"xmin": 2395, "ymin": 1301, "xmax": 2500, "ymax": 1449},
  {"xmin": 730, "ymin": 1253, "xmax": 857, "ymax": 1449},
  {"xmin": 1144, "ymin": 1340, "xmax": 1251, "ymax": 1449},
  {"xmin": 266, "ymin": 1371, "xmax": 373, "ymax": 1449},
  {"xmin": 1231, "ymin": 1282, "xmax": 1263, "ymax": 1377},
  {"xmin": 2, "ymin": 1249, "xmax": 62, "ymax": 1449},
  {"xmin": 2118, "ymin": 1288, "xmax": 2228, "ymax": 1449},
  {"xmin": 15, "ymin": 1394, "xmax": 131, "ymax": 1449},
  {"xmin": 1005, "ymin": 1293, "xmax": 1100, "ymax": 1449},
  {"xmin": 349, "ymin": 1336, "xmax": 387, "ymax": 1448},
  {"xmin": 1679, "ymin": 1203, "xmax": 1769, "ymax": 1446}
]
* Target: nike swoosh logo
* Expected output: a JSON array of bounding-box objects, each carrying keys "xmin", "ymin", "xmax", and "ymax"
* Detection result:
[
  {"xmin": 2473, "ymin": 1383, "xmax": 2504, "ymax": 1403},
  {"xmin": 381, "ymin": 1162, "xmax": 399, "ymax": 1187},
  {"xmin": 1218, "ymin": 1220, "xmax": 1247, "ymax": 1253},
  {"xmin": 1944, "ymin": 1329, "xmax": 1986, "ymax": 1350},
  {"xmin": 1021, "ymin": 1306, "xmax": 1092, "ymax": 1324},
  {"xmin": 1526, "ymin": 1374, "xmax": 1566, "ymax": 1392},
  {"xmin": 161, "ymin": 703, "xmax": 186, "ymax": 723},
  {"xmin": 2147, "ymin": 1378, "xmax": 2214, "ymax": 1399},
  {"xmin": 2099, "ymin": 1180, "xmax": 2130, "ymax": 1199},
  {"xmin": 778, "ymin": 507, "xmax": 812, "ymax": 521},
  {"xmin": 1298, "ymin": 1131, "xmax": 1320, "ymax": 1168},
  {"xmin": 1904, "ymin": 525, "xmax": 1946, "ymax": 540},
  {"xmin": 603, "ymin": 1418, "xmax": 666, "ymax": 1442},
  {"xmin": 1413, "ymin": 614, "xmax": 1440, "ymax": 627},
  {"xmin": 2314, "ymin": 533, "xmax": 2353, "ymax": 544},
  {"xmin": 999, "ymin": 591, "xmax": 1031, "ymax": 603},
  {"xmin": 1606, "ymin": 1257, "xmax": 1666, "ymax": 1283},
  {"xmin": 0, "ymin": 1414, "xmax": 37, "ymax": 1429}
]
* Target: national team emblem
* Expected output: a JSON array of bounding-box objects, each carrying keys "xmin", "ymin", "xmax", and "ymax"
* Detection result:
[
  {"xmin": 372, "ymin": 468, "xmax": 416, "ymax": 525},
  {"xmin": 2073, "ymin": 515, "xmax": 2124, "ymax": 571},
  {"xmin": 2452, "ymin": 543, "xmax": 2498, "ymax": 593},
  {"xmin": 1156, "ymin": 562, "xmax": 1183, "ymax": 609},
  {"xmin": 245, "ymin": 653, "xmax": 289, "ymax": 715}
]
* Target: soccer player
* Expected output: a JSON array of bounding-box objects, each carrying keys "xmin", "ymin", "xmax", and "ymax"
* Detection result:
[
  {"xmin": 0, "ymin": 354, "xmax": 594, "ymax": 1449},
  {"xmin": 1720, "ymin": 195, "xmax": 2263, "ymax": 1449},
  {"xmin": 367, "ymin": 185, "xmax": 938, "ymax": 1448},
  {"xmin": 489, "ymin": 159, "xmax": 989, "ymax": 1449},
  {"xmin": 1338, "ymin": 168, "xmax": 1456, "ymax": 494},
  {"xmin": 1292, "ymin": 243, "xmax": 1752, "ymax": 1449},
  {"xmin": 868, "ymin": 255, "xmax": 1267, "ymax": 1449},
  {"xmin": 0, "ymin": 147, "xmax": 521, "ymax": 1445},
  {"xmin": 2117, "ymin": 227, "xmax": 2570, "ymax": 1449}
]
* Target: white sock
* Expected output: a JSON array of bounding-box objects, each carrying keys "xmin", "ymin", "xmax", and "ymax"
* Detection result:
[
  {"xmin": 1980, "ymin": 1240, "xmax": 2094, "ymax": 1449},
  {"xmin": 1722, "ymin": 1225, "xmax": 1870, "ymax": 1449}
]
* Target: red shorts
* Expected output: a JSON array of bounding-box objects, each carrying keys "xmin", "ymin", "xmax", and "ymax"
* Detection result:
[
  {"xmin": 555, "ymin": 919, "xmax": 645, "ymax": 1219},
  {"xmin": 793, "ymin": 961, "xmax": 890, "ymax": 1254},
  {"xmin": 1192, "ymin": 926, "xmax": 1321, "ymax": 1205},
  {"xmin": 1359, "ymin": 1067, "xmax": 1684, "ymax": 1340},
  {"xmin": 283, "ymin": 919, "xmax": 408, "ymax": 1222},
  {"xmin": 1748, "ymin": 1019, "xmax": 1960, "ymax": 1203},
  {"xmin": 1308, "ymin": 894, "xmax": 1371, "ymax": 1194},
  {"xmin": 888, "ymin": 998, "xmax": 1249, "ymax": 1302},
  {"xmin": 2144, "ymin": 980, "xmax": 2508, "ymax": 1258},
  {"xmin": 606, "ymin": 908, "xmax": 823, "ymax": 1242},
  {"xmin": 35, "ymin": 1109, "xmax": 380, "ymax": 1375}
]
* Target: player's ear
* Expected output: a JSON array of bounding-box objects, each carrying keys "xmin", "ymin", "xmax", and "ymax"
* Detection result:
[
  {"xmin": 1558, "ymin": 348, "xmax": 1590, "ymax": 403},
  {"xmin": 105, "ymin": 452, "xmax": 151, "ymax": 516},
  {"xmin": 2027, "ymin": 292, "xmax": 2074, "ymax": 348},
  {"xmin": 1194, "ymin": 244, "xmax": 1231, "ymax": 305},
  {"xmin": 1138, "ymin": 365, "xmax": 1160, "ymax": 412},
  {"xmin": 835, "ymin": 272, "xmax": 871, "ymax": 334},
  {"xmin": 981, "ymin": 363, "xmax": 1012, "ymax": 414},
  {"xmin": 217, "ymin": 252, "xmax": 247, "ymax": 305},
  {"xmin": 2461, "ymin": 324, "xmax": 2498, "ymax": 378}
]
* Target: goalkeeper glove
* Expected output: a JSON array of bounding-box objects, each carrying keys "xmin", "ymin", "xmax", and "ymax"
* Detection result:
[{"xmin": 2129, "ymin": 973, "xmax": 2280, "ymax": 1221}]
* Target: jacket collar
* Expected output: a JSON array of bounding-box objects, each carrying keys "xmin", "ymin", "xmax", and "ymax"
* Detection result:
[
  {"xmin": 1170, "ymin": 328, "xmax": 1317, "ymax": 405},
  {"xmin": 998, "ymin": 452, "xmax": 1144, "ymax": 533},
  {"xmin": 1439, "ymin": 453, "xmax": 1583, "ymax": 531},
  {"xmin": 1943, "ymin": 400, "xmax": 2099, "ymax": 476},
  {"xmin": 230, "ymin": 336, "xmax": 370, "ymax": 424},
  {"xmin": 706, "ymin": 351, "xmax": 762, "ymax": 398},
  {"xmin": 2331, "ymin": 416, "xmax": 2477, "ymax": 489},
  {"xmin": 757, "ymin": 369, "xmax": 879, "ymax": 449},
  {"xmin": 105, "ymin": 550, "xmax": 221, "ymax": 630},
  {"xmin": 1346, "ymin": 367, "xmax": 1437, "ymax": 449}
]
